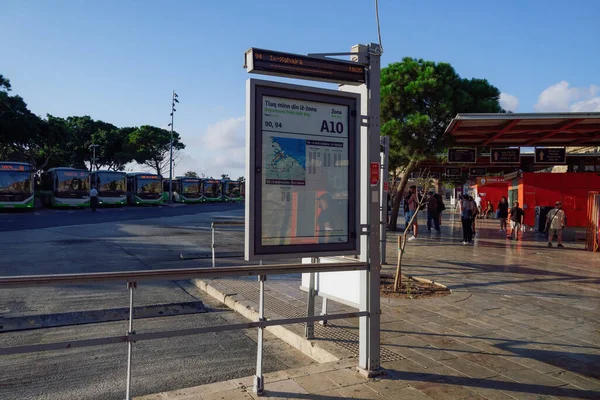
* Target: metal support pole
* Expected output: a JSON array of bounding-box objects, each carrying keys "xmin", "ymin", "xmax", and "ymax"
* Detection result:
[
  {"xmin": 254, "ymin": 273, "xmax": 266, "ymax": 396},
  {"xmin": 125, "ymin": 281, "xmax": 136, "ymax": 400},
  {"xmin": 380, "ymin": 136, "xmax": 389, "ymax": 264},
  {"xmin": 169, "ymin": 90, "xmax": 175, "ymax": 204},
  {"xmin": 211, "ymin": 223, "xmax": 216, "ymax": 268},
  {"xmin": 305, "ymin": 258, "xmax": 318, "ymax": 339},
  {"xmin": 319, "ymin": 297, "xmax": 328, "ymax": 326},
  {"xmin": 344, "ymin": 43, "xmax": 381, "ymax": 375}
]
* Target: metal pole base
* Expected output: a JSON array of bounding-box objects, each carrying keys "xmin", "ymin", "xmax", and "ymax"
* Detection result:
[
  {"xmin": 357, "ymin": 366, "xmax": 384, "ymax": 378},
  {"xmin": 253, "ymin": 375, "xmax": 264, "ymax": 395}
]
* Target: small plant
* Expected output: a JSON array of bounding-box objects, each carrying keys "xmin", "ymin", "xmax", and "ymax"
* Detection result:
[{"xmin": 393, "ymin": 169, "xmax": 434, "ymax": 292}]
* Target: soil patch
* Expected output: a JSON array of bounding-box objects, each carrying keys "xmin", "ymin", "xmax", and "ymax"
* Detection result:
[{"xmin": 380, "ymin": 274, "xmax": 450, "ymax": 299}]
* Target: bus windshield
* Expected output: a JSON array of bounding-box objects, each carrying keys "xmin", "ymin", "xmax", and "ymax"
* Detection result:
[
  {"xmin": 138, "ymin": 178, "xmax": 161, "ymax": 194},
  {"xmin": 56, "ymin": 171, "xmax": 89, "ymax": 197},
  {"xmin": 182, "ymin": 180, "xmax": 201, "ymax": 195},
  {"xmin": 225, "ymin": 181, "xmax": 241, "ymax": 198},
  {"xmin": 96, "ymin": 172, "xmax": 126, "ymax": 195},
  {"xmin": 0, "ymin": 171, "xmax": 33, "ymax": 194},
  {"xmin": 204, "ymin": 180, "xmax": 221, "ymax": 198}
]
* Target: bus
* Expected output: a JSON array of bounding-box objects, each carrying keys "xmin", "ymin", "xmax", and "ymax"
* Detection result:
[
  {"xmin": 91, "ymin": 170, "xmax": 127, "ymax": 206},
  {"xmin": 0, "ymin": 162, "xmax": 35, "ymax": 209},
  {"xmin": 201, "ymin": 178, "xmax": 222, "ymax": 202},
  {"xmin": 176, "ymin": 177, "xmax": 202, "ymax": 203},
  {"xmin": 126, "ymin": 173, "xmax": 163, "ymax": 205},
  {"xmin": 223, "ymin": 180, "xmax": 243, "ymax": 202},
  {"xmin": 40, "ymin": 167, "xmax": 90, "ymax": 207},
  {"xmin": 162, "ymin": 179, "xmax": 181, "ymax": 203}
]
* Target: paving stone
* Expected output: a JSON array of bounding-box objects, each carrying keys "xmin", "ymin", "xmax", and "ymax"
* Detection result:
[
  {"xmin": 410, "ymin": 382, "xmax": 477, "ymax": 400},
  {"xmin": 461, "ymin": 352, "xmax": 529, "ymax": 373},
  {"xmin": 336, "ymin": 383, "xmax": 388, "ymax": 399},
  {"xmin": 548, "ymin": 370, "xmax": 600, "ymax": 391},
  {"xmin": 203, "ymin": 389, "xmax": 253, "ymax": 400},
  {"xmin": 321, "ymin": 368, "xmax": 368, "ymax": 388},
  {"xmin": 293, "ymin": 372, "xmax": 339, "ymax": 393},
  {"xmin": 440, "ymin": 357, "xmax": 500, "ymax": 379}
]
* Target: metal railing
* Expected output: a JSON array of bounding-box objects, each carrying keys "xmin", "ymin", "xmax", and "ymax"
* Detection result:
[
  {"xmin": 211, "ymin": 220, "xmax": 245, "ymax": 267},
  {"xmin": 0, "ymin": 262, "xmax": 368, "ymax": 399}
]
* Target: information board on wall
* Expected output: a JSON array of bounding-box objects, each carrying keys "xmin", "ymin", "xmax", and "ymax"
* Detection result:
[{"xmin": 246, "ymin": 79, "xmax": 360, "ymax": 260}]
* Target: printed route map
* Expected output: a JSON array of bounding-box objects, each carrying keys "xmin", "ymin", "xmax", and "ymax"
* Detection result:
[{"xmin": 265, "ymin": 137, "xmax": 306, "ymax": 185}]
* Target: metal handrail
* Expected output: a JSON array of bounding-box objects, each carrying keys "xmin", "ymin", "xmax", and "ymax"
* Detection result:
[
  {"xmin": 211, "ymin": 220, "xmax": 245, "ymax": 267},
  {"xmin": 0, "ymin": 261, "xmax": 369, "ymax": 399},
  {"xmin": 0, "ymin": 262, "xmax": 368, "ymax": 288}
]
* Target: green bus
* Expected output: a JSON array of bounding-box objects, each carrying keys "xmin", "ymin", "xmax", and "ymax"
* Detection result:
[
  {"xmin": 201, "ymin": 178, "xmax": 222, "ymax": 202},
  {"xmin": 223, "ymin": 180, "xmax": 243, "ymax": 202},
  {"xmin": 0, "ymin": 162, "xmax": 35, "ymax": 209},
  {"xmin": 40, "ymin": 167, "xmax": 91, "ymax": 207},
  {"xmin": 173, "ymin": 177, "xmax": 202, "ymax": 203},
  {"xmin": 91, "ymin": 170, "xmax": 127, "ymax": 206},
  {"xmin": 162, "ymin": 179, "xmax": 181, "ymax": 203},
  {"xmin": 126, "ymin": 173, "xmax": 164, "ymax": 205}
]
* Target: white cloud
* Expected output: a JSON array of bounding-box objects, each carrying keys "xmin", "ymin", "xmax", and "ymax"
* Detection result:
[
  {"xmin": 202, "ymin": 116, "xmax": 245, "ymax": 150},
  {"xmin": 499, "ymin": 92, "xmax": 519, "ymax": 112},
  {"xmin": 534, "ymin": 81, "xmax": 600, "ymax": 112}
]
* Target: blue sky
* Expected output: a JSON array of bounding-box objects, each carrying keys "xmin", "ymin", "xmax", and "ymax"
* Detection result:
[{"xmin": 2, "ymin": 0, "xmax": 599, "ymax": 178}]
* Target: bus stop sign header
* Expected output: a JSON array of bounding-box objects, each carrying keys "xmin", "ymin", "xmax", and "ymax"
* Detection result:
[{"xmin": 244, "ymin": 48, "xmax": 366, "ymax": 85}]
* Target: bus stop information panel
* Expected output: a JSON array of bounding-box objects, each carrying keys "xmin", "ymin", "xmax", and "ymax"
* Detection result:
[{"xmin": 246, "ymin": 79, "xmax": 360, "ymax": 260}]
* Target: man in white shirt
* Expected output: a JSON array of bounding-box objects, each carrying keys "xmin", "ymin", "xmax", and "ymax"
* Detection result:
[
  {"xmin": 475, "ymin": 194, "xmax": 482, "ymax": 217},
  {"xmin": 90, "ymin": 186, "xmax": 99, "ymax": 212},
  {"xmin": 546, "ymin": 201, "xmax": 565, "ymax": 248}
]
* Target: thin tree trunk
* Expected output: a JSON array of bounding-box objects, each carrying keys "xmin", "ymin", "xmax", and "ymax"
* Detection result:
[{"xmin": 388, "ymin": 159, "xmax": 418, "ymax": 231}]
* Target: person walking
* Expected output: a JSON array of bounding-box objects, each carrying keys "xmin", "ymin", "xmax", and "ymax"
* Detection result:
[
  {"xmin": 90, "ymin": 186, "xmax": 99, "ymax": 212},
  {"xmin": 426, "ymin": 191, "xmax": 441, "ymax": 233},
  {"xmin": 508, "ymin": 201, "xmax": 525, "ymax": 241},
  {"xmin": 470, "ymin": 195, "xmax": 479, "ymax": 236},
  {"xmin": 406, "ymin": 185, "xmax": 419, "ymax": 241},
  {"xmin": 546, "ymin": 201, "xmax": 566, "ymax": 248},
  {"xmin": 435, "ymin": 193, "xmax": 446, "ymax": 226},
  {"xmin": 459, "ymin": 195, "xmax": 474, "ymax": 244},
  {"xmin": 497, "ymin": 197, "xmax": 509, "ymax": 232}
]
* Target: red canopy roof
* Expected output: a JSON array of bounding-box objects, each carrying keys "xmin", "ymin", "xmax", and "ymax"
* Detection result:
[{"xmin": 445, "ymin": 113, "xmax": 600, "ymax": 147}]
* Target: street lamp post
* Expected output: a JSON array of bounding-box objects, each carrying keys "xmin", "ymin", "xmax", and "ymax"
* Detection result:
[
  {"xmin": 89, "ymin": 144, "xmax": 100, "ymax": 188},
  {"xmin": 168, "ymin": 91, "xmax": 179, "ymax": 203}
]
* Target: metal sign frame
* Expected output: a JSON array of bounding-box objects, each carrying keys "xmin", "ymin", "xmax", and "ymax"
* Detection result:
[
  {"xmin": 469, "ymin": 167, "xmax": 487, "ymax": 176},
  {"xmin": 448, "ymin": 147, "xmax": 477, "ymax": 164},
  {"xmin": 245, "ymin": 79, "xmax": 361, "ymax": 261},
  {"xmin": 534, "ymin": 147, "xmax": 567, "ymax": 164},
  {"xmin": 445, "ymin": 167, "xmax": 462, "ymax": 177},
  {"xmin": 490, "ymin": 148, "xmax": 521, "ymax": 164}
]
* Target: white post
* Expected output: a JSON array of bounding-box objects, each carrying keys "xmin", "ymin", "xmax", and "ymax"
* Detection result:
[
  {"xmin": 380, "ymin": 136, "xmax": 389, "ymax": 264},
  {"xmin": 254, "ymin": 273, "xmax": 265, "ymax": 395},
  {"xmin": 211, "ymin": 223, "xmax": 216, "ymax": 268},
  {"xmin": 125, "ymin": 282, "xmax": 136, "ymax": 400}
]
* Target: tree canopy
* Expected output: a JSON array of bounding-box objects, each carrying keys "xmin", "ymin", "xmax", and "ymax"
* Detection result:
[
  {"xmin": 184, "ymin": 171, "xmax": 199, "ymax": 178},
  {"xmin": 381, "ymin": 58, "xmax": 504, "ymax": 230},
  {"xmin": 0, "ymin": 73, "xmax": 187, "ymax": 175}
]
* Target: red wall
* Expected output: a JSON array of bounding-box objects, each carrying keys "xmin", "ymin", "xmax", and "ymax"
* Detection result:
[
  {"xmin": 472, "ymin": 182, "xmax": 509, "ymax": 212},
  {"xmin": 520, "ymin": 173, "xmax": 600, "ymax": 227}
]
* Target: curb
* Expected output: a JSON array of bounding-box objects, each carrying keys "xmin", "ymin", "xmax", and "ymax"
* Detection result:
[{"xmin": 191, "ymin": 279, "xmax": 340, "ymax": 364}]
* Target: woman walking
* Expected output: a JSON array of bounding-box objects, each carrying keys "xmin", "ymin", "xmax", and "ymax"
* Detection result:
[
  {"xmin": 497, "ymin": 197, "xmax": 509, "ymax": 232},
  {"xmin": 459, "ymin": 195, "xmax": 474, "ymax": 244}
]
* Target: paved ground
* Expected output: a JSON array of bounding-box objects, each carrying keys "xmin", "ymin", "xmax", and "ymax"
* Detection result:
[
  {"xmin": 143, "ymin": 212, "xmax": 600, "ymax": 399},
  {"xmin": 0, "ymin": 205, "xmax": 316, "ymax": 400}
]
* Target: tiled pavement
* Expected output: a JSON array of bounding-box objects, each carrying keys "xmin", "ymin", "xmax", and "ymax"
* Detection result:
[{"xmin": 139, "ymin": 212, "xmax": 600, "ymax": 399}]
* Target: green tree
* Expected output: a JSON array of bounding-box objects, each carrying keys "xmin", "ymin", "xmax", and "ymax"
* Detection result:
[
  {"xmin": 129, "ymin": 125, "xmax": 185, "ymax": 176},
  {"xmin": 221, "ymin": 174, "xmax": 230, "ymax": 180},
  {"xmin": 184, "ymin": 171, "xmax": 198, "ymax": 178},
  {"xmin": 381, "ymin": 58, "xmax": 503, "ymax": 230},
  {"xmin": 0, "ymin": 75, "xmax": 69, "ymax": 170},
  {"xmin": 237, "ymin": 176, "xmax": 245, "ymax": 182}
]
